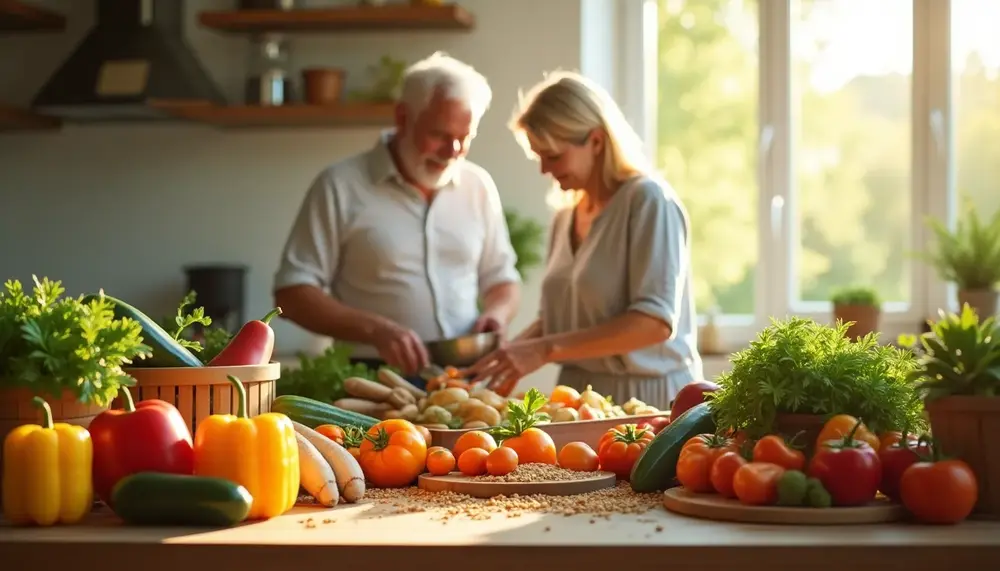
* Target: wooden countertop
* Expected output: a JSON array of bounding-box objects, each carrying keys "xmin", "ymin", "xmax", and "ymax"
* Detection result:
[{"xmin": 2, "ymin": 497, "xmax": 999, "ymax": 571}]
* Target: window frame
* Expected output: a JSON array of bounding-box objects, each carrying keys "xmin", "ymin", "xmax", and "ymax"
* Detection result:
[{"xmin": 617, "ymin": 0, "xmax": 958, "ymax": 352}]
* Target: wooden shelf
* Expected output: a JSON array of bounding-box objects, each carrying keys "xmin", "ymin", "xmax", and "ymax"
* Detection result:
[
  {"xmin": 0, "ymin": 0, "xmax": 66, "ymax": 32},
  {"xmin": 155, "ymin": 102, "xmax": 396, "ymax": 129},
  {"xmin": 0, "ymin": 104, "xmax": 61, "ymax": 132},
  {"xmin": 199, "ymin": 4, "xmax": 474, "ymax": 34}
]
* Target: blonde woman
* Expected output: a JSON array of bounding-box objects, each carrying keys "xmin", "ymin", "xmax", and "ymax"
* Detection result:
[{"xmin": 465, "ymin": 71, "xmax": 702, "ymax": 409}]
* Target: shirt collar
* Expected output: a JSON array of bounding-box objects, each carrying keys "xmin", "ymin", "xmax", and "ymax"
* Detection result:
[{"xmin": 366, "ymin": 129, "xmax": 462, "ymax": 190}]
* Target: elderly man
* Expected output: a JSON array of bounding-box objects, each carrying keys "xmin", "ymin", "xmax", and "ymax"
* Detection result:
[{"xmin": 273, "ymin": 52, "xmax": 522, "ymax": 387}]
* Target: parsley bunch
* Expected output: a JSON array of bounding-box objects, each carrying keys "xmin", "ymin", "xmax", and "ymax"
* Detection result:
[
  {"xmin": 0, "ymin": 276, "xmax": 152, "ymax": 407},
  {"xmin": 708, "ymin": 317, "xmax": 926, "ymax": 438}
]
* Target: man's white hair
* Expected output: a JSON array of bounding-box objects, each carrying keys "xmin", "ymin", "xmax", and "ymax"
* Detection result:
[{"xmin": 398, "ymin": 52, "xmax": 493, "ymax": 123}]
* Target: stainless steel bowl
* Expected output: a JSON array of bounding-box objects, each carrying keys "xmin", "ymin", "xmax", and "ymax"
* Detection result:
[{"xmin": 424, "ymin": 332, "xmax": 499, "ymax": 368}]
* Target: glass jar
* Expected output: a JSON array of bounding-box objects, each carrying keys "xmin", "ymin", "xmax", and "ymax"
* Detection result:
[{"xmin": 245, "ymin": 34, "xmax": 294, "ymax": 106}]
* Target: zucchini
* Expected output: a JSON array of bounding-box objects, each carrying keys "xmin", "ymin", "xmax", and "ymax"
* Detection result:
[
  {"xmin": 629, "ymin": 402, "xmax": 717, "ymax": 492},
  {"xmin": 111, "ymin": 472, "xmax": 252, "ymax": 527},
  {"xmin": 271, "ymin": 394, "xmax": 379, "ymax": 430},
  {"xmin": 83, "ymin": 293, "xmax": 203, "ymax": 368}
]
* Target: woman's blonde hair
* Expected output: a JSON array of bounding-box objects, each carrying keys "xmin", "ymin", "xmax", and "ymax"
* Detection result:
[{"xmin": 510, "ymin": 70, "xmax": 651, "ymax": 207}]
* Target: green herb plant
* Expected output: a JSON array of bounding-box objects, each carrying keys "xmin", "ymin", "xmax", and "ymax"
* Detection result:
[
  {"xmin": 0, "ymin": 276, "xmax": 152, "ymax": 407},
  {"xmin": 488, "ymin": 388, "xmax": 551, "ymax": 442},
  {"xmin": 505, "ymin": 209, "xmax": 546, "ymax": 278},
  {"xmin": 917, "ymin": 200, "xmax": 1000, "ymax": 290},
  {"xmin": 903, "ymin": 304, "xmax": 1000, "ymax": 400},
  {"xmin": 830, "ymin": 286, "xmax": 881, "ymax": 307},
  {"xmin": 276, "ymin": 343, "xmax": 380, "ymax": 403},
  {"xmin": 156, "ymin": 290, "xmax": 212, "ymax": 353},
  {"xmin": 708, "ymin": 316, "xmax": 926, "ymax": 438}
]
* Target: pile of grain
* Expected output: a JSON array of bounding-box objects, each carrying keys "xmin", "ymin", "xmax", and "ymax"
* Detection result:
[{"xmin": 471, "ymin": 463, "xmax": 600, "ymax": 483}]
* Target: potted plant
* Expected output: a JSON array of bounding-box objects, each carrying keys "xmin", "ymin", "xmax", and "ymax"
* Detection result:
[
  {"xmin": 906, "ymin": 304, "xmax": 1000, "ymax": 518},
  {"xmin": 708, "ymin": 316, "xmax": 926, "ymax": 454},
  {"xmin": 830, "ymin": 285, "xmax": 881, "ymax": 340},
  {"xmin": 505, "ymin": 208, "xmax": 546, "ymax": 279},
  {"xmin": 0, "ymin": 276, "xmax": 152, "ymax": 436},
  {"xmin": 919, "ymin": 204, "xmax": 1000, "ymax": 319}
]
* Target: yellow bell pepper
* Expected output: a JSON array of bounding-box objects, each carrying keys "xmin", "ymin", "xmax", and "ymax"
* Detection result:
[
  {"xmin": 193, "ymin": 375, "xmax": 298, "ymax": 519},
  {"xmin": 3, "ymin": 396, "xmax": 93, "ymax": 526}
]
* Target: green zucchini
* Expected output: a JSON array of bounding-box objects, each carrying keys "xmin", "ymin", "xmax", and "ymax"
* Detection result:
[
  {"xmin": 271, "ymin": 394, "xmax": 378, "ymax": 430},
  {"xmin": 629, "ymin": 402, "xmax": 717, "ymax": 492},
  {"xmin": 111, "ymin": 472, "xmax": 252, "ymax": 527},
  {"xmin": 83, "ymin": 293, "xmax": 203, "ymax": 368}
]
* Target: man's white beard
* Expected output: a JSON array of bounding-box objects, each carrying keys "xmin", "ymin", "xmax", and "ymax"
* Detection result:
[{"xmin": 398, "ymin": 135, "xmax": 462, "ymax": 190}]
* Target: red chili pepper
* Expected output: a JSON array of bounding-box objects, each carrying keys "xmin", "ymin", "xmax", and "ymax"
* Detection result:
[
  {"xmin": 807, "ymin": 418, "xmax": 882, "ymax": 507},
  {"xmin": 209, "ymin": 307, "xmax": 282, "ymax": 367},
  {"xmin": 89, "ymin": 387, "xmax": 194, "ymax": 507}
]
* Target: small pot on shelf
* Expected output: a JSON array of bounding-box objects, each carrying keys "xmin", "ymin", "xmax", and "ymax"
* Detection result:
[
  {"xmin": 958, "ymin": 288, "xmax": 998, "ymax": 320},
  {"xmin": 830, "ymin": 285, "xmax": 882, "ymax": 340},
  {"xmin": 302, "ymin": 68, "xmax": 346, "ymax": 106}
]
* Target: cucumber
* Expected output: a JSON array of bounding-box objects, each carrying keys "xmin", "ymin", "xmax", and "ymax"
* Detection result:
[
  {"xmin": 110, "ymin": 472, "xmax": 252, "ymax": 527},
  {"xmin": 83, "ymin": 293, "xmax": 203, "ymax": 368},
  {"xmin": 271, "ymin": 394, "xmax": 379, "ymax": 430},
  {"xmin": 629, "ymin": 402, "xmax": 717, "ymax": 492}
]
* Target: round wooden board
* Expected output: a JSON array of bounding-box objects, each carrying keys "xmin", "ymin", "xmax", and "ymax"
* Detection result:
[
  {"xmin": 662, "ymin": 487, "xmax": 907, "ymax": 525},
  {"xmin": 418, "ymin": 471, "xmax": 617, "ymax": 498}
]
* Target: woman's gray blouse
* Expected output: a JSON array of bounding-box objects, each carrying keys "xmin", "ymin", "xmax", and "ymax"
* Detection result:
[{"xmin": 538, "ymin": 175, "xmax": 703, "ymax": 407}]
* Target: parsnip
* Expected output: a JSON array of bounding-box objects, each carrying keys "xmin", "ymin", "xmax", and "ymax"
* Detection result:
[
  {"xmin": 344, "ymin": 376, "xmax": 393, "ymax": 402},
  {"xmin": 333, "ymin": 397, "xmax": 392, "ymax": 416},
  {"xmin": 292, "ymin": 420, "xmax": 366, "ymax": 503},
  {"xmin": 387, "ymin": 386, "xmax": 415, "ymax": 408},
  {"xmin": 295, "ymin": 432, "xmax": 340, "ymax": 507},
  {"xmin": 378, "ymin": 367, "xmax": 427, "ymax": 399}
]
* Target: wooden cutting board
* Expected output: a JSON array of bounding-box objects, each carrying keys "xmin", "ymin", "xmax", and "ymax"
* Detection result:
[
  {"xmin": 662, "ymin": 487, "xmax": 907, "ymax": 525},
  {"xmin": 418, "ymin": 471, "xmax": 617, "ymax": 498}
]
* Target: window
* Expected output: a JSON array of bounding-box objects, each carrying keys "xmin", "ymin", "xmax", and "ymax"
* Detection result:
[{"xmin": 622, "ymin": 0, "xmax": 998, "ymax": 349}]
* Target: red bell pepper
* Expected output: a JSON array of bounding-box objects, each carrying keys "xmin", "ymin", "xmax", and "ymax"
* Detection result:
[
  {"xmin": 208, "ymin": 307, "xmax": 282, "ymax": 367},
  {"xmin": 807, "ymin": 418, "xmax": 882, "ymax": 506},
  {"xmin": 89, "ymin": 387, "xmax": 194, "ymax": 507}
]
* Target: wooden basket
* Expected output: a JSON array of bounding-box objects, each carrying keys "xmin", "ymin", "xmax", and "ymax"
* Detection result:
[
  {"xmin": 925, "ymin": 396, "xmax": 1000, "ymax": 519},
  {"xmin": 117, "ymin": 363, "xmax": 280, "ymax": 437},
  {"xmin": 428, "ymin": 413, "xmax": 670, "ymax": 451}
]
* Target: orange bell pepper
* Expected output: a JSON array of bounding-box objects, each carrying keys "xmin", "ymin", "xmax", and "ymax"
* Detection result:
[
  {"xmin": 815, "ymin": 414, "xmax": 880, "ymax": 452},
  {"xmin": 2, "ymin": 396, "xmax": 93, "ymax": 526},
  {"xmin": 192, "ymin": 375, "xmax": 298, "ymax": 520}
]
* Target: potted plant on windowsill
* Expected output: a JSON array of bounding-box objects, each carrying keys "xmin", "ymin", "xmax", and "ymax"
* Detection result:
[
  {"xmin": 905, "ymin": 304, "xmax": 1000, "ymax": 519},
  {"xmin": 919, "ymin": 203, "xmax": 1000, "ymax": 319},
  {"xmin": 830, "ymin": 285, "xmax": 881, "ymax": 340},
  {"xmin": 0, "ymin": 276, "xmax": 152, "ymax": 437},
  {"xmin": 708, "ymin": 316, "xmax": 926, "ymax": 456}
]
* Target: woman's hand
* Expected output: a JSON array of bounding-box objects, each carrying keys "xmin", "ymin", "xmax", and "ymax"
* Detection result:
[{"xmin": 464, "ymin": 339, "xmax": 549, "ymax": 396}]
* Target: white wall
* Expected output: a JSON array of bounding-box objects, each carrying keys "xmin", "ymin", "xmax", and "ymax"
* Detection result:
[{"xmin": 0, "ymin": 0, "xmax": 604, "ymax": 392}]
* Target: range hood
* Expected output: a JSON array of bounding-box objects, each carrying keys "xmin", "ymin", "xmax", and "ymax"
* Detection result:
[{"xmin": 32, "ymin": 0, "xmax": 226, "ymax": 121}]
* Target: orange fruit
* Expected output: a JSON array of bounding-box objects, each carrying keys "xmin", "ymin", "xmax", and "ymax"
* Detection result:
[
  {"xmin": 458, "ymin": 448, "xmax": 489, "ymax": 476},
  {"xmin": 550, "ymin": 385, "xmax": 582, "ymax": 409},
  {"xmin": 452, "ymin": 430, "xmax": 498, "ymax": 459},
  {"xmin": 486, "ymin": 447, "xmax": 519, "ymax": 476},
  {"xmin": 501, "ymin": 427, "xmax": 557, "ymax": 465},
  {"xmin": 558, "ymin": 441, "xmax": 600, "ymax": 472},
  {"xmin": 426, "ymin": 448, "xmax": 456, "ymax": 476}
]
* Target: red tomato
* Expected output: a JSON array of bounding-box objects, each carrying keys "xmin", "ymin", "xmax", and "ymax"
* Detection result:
[
  {"xmin": 901, "ymin": 456, "xmax": 978, "ymax": 524},
  {"xmin": 670, "ymin": 380, "xmax": 719, "ymax": 420},
  {"xmin": 636, "ymin": 416, "xmax": 671, "ymax": 435},
  {"xmin": 597, "ymin": 424, "xmax": 654, "ymax": 480},
  {"xmin": 807, "ymin": 421, "xmax": 881, "ymax": 506},
  {"xmin": 877, "ymin": 434, "xmax": 927, "ymax": 502}
]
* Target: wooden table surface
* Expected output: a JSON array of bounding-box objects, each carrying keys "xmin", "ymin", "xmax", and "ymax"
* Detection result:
[{"xmin": 1, "ymin": 499, "xmax": 999, "ymax": 571}]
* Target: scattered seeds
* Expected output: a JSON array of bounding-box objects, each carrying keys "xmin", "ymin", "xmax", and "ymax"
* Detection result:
[{"xmin": 470, "ymin": 463, "xmax": 601, "ymax": 483}]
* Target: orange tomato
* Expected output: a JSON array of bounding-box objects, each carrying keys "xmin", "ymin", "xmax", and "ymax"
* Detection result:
[
  {"xmin": 453, "ymin": 430, "xmax": 498, "ymax": 460},
  {"xmin": 597, "ymin": 424, "xmax": 655, "ymax": 480},
  {"xmin": 752, "ymin": 434, "xmax": 806, "ymax": 471},
  {"xmin": 676, "ymin": 434, "xmax": 737, "ymax": 493},
  {"xmin": 426, "ymin": 447, "xmax": 456, "ymax": 476},
  {"xmin": 458, "ymin": 448, "xmax": 489, "ymax": 476},
  {"xmin": 549, "ymin": 385, "xmax": 582, "ymax": 409},
  {"xmin": 359, "ymin": 419, "xmax": 428, "ymax": 488},
  {"xmin": 815, "ymin": 414, "xmax": 880, "ymax": 452},
  {"xmin": 501, "ymin": 427, "xmax": 557, "ymax": 465},
  {"xmin": 348, "ymin": 447, "xmax": 361, "ymax": 460},
  {"xmin": 315, "ymin": 424, "xmax": 346, "ymax": 445},
  {"xmin": 486, "ymin": 447, "xmax": 519, "ymax": 476},
  {"xmin": 557, "ymin": 442, "xmax": 600, "ymax": 472},
  {"xmin": 414, "ymin": 424, "xmax": 432, "ymax": 447},
  {"xmin": 710, "ymin": 451, "xmax": 748, "ymax": 499},
  {"xmin": 732, "ymin": 461, "xmax": 785, "ymax": 506}
]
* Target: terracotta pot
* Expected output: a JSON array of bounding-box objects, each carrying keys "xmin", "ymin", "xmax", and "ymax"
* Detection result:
[
  {"xmin": 774, "ymin": 413, "xmax": 826, "ymax": 456},
  {"xmin": 302, "ymin": 68, "xmax": 345, "ymax": 105},
  {"xmin": 833, "ymin": 304, "xmax": 881, "ymax": 340},
  {"xmin": 925, "ymin": 396, "xmax": 1000, "ymax": 519},
  {"xmin": 958, "ymin": 288, "xmax": 998, "ymax": 319}
]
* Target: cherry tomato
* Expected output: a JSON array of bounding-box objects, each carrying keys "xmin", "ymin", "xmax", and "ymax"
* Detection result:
[
  {"xmin": 710, "ymin": 451, "xmax": 748, "ymax": 499},
  {"xmin": 732, "ymin": 461, "xmax": 785, "ymax": 506}
]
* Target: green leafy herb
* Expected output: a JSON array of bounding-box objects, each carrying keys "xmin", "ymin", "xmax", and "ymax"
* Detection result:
[
  {"xmin": 0, "ymin": 277, "xmax": 152, "ymax": 407},
  {"xmin": 708, "ymin": 316, "xmax": 925, "ymax": 437},
  {"xmin": 489, "ymin": 388, "xmax": 550, "ymax": 441},
  {"xmin": 916, "ymin": 200, "xmax": 1000, "ymax": 290},
  {"xmin": 276, "ymin": 343, "xmax": 378, "ymax": 403},
  {"xmin": 904, "ymin": 304, "xmax": 1000, "ymax": 399},
  {"xmin": 200, "ymin": 326, "xmax": 234, "ymax": 362},
  {"xmin": 167, "ymin": 291, "xmax": 212, "ymax": 352}
]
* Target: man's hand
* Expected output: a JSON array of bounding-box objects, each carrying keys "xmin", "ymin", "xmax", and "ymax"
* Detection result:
[
  {"xmin": 371, "ymin": 320, "xmax": 430, "ymax": 376},
  {"xmin": 471, "ymin": 312, "xmax": 506, "ymax": 340},
  {"xmin": 463, "ymin": 338, "xmax": 549, "ymax": 397}
]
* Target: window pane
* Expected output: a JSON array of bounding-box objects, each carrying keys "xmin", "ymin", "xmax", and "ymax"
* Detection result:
[
  {"xmin": 656, "ymin": 0, "xmax": 759, "ymax": 316},
  {"xmin": 952, "ymin": 0, "xmax": 1000, "ymax": 219},
  {"xmin": 790, "ymin": 0, "xmax": 913, "ymax": 305}
]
